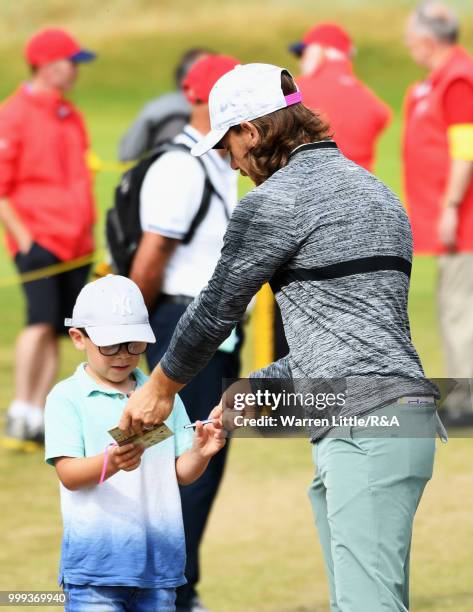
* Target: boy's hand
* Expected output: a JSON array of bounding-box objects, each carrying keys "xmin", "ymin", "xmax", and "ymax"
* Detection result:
[
  {"xmin": 208, "ymin": 403, "xmax": 227, "ymax": 439},
  {"xmin": 109, "ymin": 443, "xmax": 144, "ymax": 472},
  {"xmin": 192, "ymin": 419, "xmax": 226, "ymax": 459}
]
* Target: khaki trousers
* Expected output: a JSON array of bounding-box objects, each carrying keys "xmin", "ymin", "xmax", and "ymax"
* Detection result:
[{"xmin": 437, "ymin": 253, "xmax": 473, "ymax": 411}]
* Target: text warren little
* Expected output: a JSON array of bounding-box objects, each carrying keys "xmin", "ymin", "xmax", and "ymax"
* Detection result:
[{"xmin": 233, "ymin": 415, "xmax": 401, "ymax": 428}]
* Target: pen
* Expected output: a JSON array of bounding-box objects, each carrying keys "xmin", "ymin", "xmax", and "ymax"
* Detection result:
[{"xmin": 184, "ymin": 418, "xmax": 214, "ymax": 429}]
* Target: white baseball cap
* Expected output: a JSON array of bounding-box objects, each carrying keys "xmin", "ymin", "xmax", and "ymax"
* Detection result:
[
  {"xmin": 65, "ymin": 275, "xmax": 156, "ymax": 346},
  {"xmin": 191, "ymin": 63, "xmax": 302, "ymax": 157}
]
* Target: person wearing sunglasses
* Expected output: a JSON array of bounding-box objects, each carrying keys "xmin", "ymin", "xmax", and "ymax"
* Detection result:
[{"xmin": 44, "ymin": 274, "xmax": 225, "ymax": 611}]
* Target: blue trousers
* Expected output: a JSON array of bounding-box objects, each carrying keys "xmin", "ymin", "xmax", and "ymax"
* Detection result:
[
  {"xmin": 64, "ymin": 584, "xmax": 176, "ymax": 612},
  {"xmin": 146, "ymin": 301, "xmax": 242, "ymax": 608}
]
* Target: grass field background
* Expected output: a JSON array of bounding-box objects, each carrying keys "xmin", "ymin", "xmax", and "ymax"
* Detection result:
[{"xmin": 0, "ymin": 1, "xmax": 473, "ymax": 610}]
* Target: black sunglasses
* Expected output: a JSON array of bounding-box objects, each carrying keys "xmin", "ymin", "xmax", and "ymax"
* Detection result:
[{"xmin": 80, "ymin": 329, "xmax": 147, "ymax": 357}]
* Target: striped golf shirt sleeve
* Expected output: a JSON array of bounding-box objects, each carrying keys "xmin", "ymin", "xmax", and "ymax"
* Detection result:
[{"xmin": 160, "ymin": 184, "xmax": 299, "ymax": 384}]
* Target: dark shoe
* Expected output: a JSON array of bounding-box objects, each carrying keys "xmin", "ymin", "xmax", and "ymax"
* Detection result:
[
  {"xmin": 26, "ymin": 426, "xmax": 45, "ymax": 445},
  {"xmin": 176, "ymin": 596, "xmax": 209, "ymax": 612},
  {"xmin": 190, "ymin": 596, "xmax": 208, "ymax": 612}
]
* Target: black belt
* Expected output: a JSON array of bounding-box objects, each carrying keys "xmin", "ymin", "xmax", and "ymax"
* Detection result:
[
  {"xmin": 270, "ymin": 256, "xmax": 412, "ymax": 294},
  {"xmin": 158, "ymin": 294, "xmax": 195, "ymax": 306}
]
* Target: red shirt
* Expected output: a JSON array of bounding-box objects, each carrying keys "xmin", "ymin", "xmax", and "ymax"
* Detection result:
[
  {"xmin": 443, "ymin": 78, "xmax": 473, "ymax": 124},
  {"xmin": 296, "ymin": 60, "xmax": 391, "ymax": 171},
  {"xmin": 403, "ymin": 46, "xmax": 473, "ymax": 254},
  {"xmin": 0, "ymin": 85, "xmax": 95, "ymax": 261}
]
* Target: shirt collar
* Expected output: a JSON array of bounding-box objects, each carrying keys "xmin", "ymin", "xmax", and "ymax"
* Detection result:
[
  {"xmin": 429, "ymin": 45, "xmax": 464, "ymax": 86},
  {"xmin": 181, "ymin": 124, "xmax": 229, "ymax": 171},
  {"xmin": 20, "ymin": 83, "xmax": 73, "ymax": 116},
  {"xmin": 182, "ymin": 123, "xmax": 203, "ymax": 143},
  {"xmin": 309, "ymin": 57, "xmax": 353, "ymax": 79},
  {"xmin": 73, "ymin": 362, "xmax": 147, "ymax": 397},
  {"xmin": 288, "ymin": 140, "xmax": 338, "ymax": 162}
]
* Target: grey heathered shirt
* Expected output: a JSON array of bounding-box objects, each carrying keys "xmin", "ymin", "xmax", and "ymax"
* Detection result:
[{"xmin": 160, "ymin": 141, "xmax": 438, "ymax": 440}]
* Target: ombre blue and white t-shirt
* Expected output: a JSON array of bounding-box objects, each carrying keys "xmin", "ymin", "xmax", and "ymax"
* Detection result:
[{"xmin": 44, "ymin": 363, "xmax": 193, "ymax": 588}]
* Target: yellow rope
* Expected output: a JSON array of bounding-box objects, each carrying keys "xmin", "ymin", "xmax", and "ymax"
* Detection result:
[
  {"xmin": 0, "ymin": 436, "xmax": 43, "ymax": 453},
  {"xmin": 0, "ymin": 249, "xmax": 105, "ymax": 288},
  {"xmin": 86, "ymin": 150, "xmax": 134, "ymax": 173}
]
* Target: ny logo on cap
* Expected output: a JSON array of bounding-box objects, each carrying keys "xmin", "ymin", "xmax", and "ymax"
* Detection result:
[{"xmin": 112, "ymin": 294, "xmax": 133, "ymax": 317}]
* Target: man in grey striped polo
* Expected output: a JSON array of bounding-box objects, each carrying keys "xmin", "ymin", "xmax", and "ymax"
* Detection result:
[{"xmin": 121, "ymin": 63, "xmax": 443, "ymax": 612}]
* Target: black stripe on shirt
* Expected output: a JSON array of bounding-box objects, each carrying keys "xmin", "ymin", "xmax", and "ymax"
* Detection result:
[
  {"xmin": 288, "ymin": 140, "xmax": 338, "ymax": 161},
  {"xmin": 269, "ymin": 256, "xmax": 412, "ymax": 294}
]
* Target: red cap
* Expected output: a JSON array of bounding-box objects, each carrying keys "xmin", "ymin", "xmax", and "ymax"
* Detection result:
[
  {"xmin": 182, "ymin": 54, "xmax": 240, "ymax": 104},
  {"xmin": 25, "ymin": 28, "xmax": 96, "ymax": 67},
  {"xmin": 289, "ymin": 23, "xmax": 353, "ymax": 56}
]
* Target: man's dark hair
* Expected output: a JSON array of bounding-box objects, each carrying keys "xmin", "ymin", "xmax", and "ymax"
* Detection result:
[{"xmin": 174, "ymin": 47, "xmax": 215, "ymax": 87}]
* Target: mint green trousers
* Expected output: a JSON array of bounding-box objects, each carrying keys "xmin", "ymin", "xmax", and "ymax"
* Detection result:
[{"xmin": 308, "ymin": 403, "xmax": 436, "ymax": 612}]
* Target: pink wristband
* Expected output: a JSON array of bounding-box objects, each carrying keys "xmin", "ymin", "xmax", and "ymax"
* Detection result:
[{"xmin": 99, "ymin": 442, "xmax": 117, "ymax": 485}]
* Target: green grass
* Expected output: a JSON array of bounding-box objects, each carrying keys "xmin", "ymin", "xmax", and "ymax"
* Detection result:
[
  {"xmin": 1, "ymin": 438, "xmax": 473, "ymax": 611},
  {"xmin": 0, "ymin": 1, "xmax": 472, "ymax": 610}
]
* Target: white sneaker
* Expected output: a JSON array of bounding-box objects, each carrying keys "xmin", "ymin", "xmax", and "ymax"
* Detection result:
[{"xmin": 4, "ymin": 413, "xmax": 28, "ymax": 440}]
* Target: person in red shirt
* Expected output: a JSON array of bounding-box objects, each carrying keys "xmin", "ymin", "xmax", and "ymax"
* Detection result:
[
  {"xmin": 0, "ymin": 29, "xmax": 96, "ymax": 444},
  {"xmin": 290, "ymin": 22, "xmax": 391, "ymax": 172},
  {"xmin": 404, "ymin": 1, "xmax": 473, "ymax": 424}
]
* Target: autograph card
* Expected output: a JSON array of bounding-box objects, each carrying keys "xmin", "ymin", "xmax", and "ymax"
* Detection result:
[{"xmin": 108, "ymin": 423, "xmax": 174, "ymax": 449}]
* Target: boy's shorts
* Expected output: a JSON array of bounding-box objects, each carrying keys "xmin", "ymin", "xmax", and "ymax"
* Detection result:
[{"xmin": 14, "ymin": 242, "xmax": 90, "ymax": 334}]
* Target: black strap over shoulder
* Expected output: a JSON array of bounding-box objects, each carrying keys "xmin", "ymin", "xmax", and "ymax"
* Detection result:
[
  {"xmin": 149, "ymin": 141, "xmax": 224, "ymax": 244},
  {"xmin": 182, "ymin": 175, "xmax": 213, "ymax": 244}
]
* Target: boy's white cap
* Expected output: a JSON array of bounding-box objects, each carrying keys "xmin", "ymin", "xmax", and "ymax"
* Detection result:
[
  {"xmin": 191, "ymin": 63, "xmax": 302, "ymax": 157},
  {"xmin": 65, "ymin": 275, "xmax": 156, "ymax": 346}
]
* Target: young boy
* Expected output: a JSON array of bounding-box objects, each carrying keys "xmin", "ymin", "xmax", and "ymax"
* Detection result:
[{"xmin": 44, "ymin": 275, "xmax": 224, "ymax": 612}]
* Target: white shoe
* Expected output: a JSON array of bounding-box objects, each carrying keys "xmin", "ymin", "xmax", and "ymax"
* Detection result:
[{"xmin": 4, "ymin": 413, "xmax": 27, "ymax": 440}]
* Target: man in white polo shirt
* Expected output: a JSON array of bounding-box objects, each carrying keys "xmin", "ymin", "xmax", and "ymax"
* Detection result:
[{"xmin": 130, "ymin": 54, "xmax": 241, "ymax": 612}]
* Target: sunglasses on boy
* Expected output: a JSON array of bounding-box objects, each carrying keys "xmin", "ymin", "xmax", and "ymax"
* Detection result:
[{"xmin": 80, "ymin": 329, "xmax": 148, "ymax": 356}]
